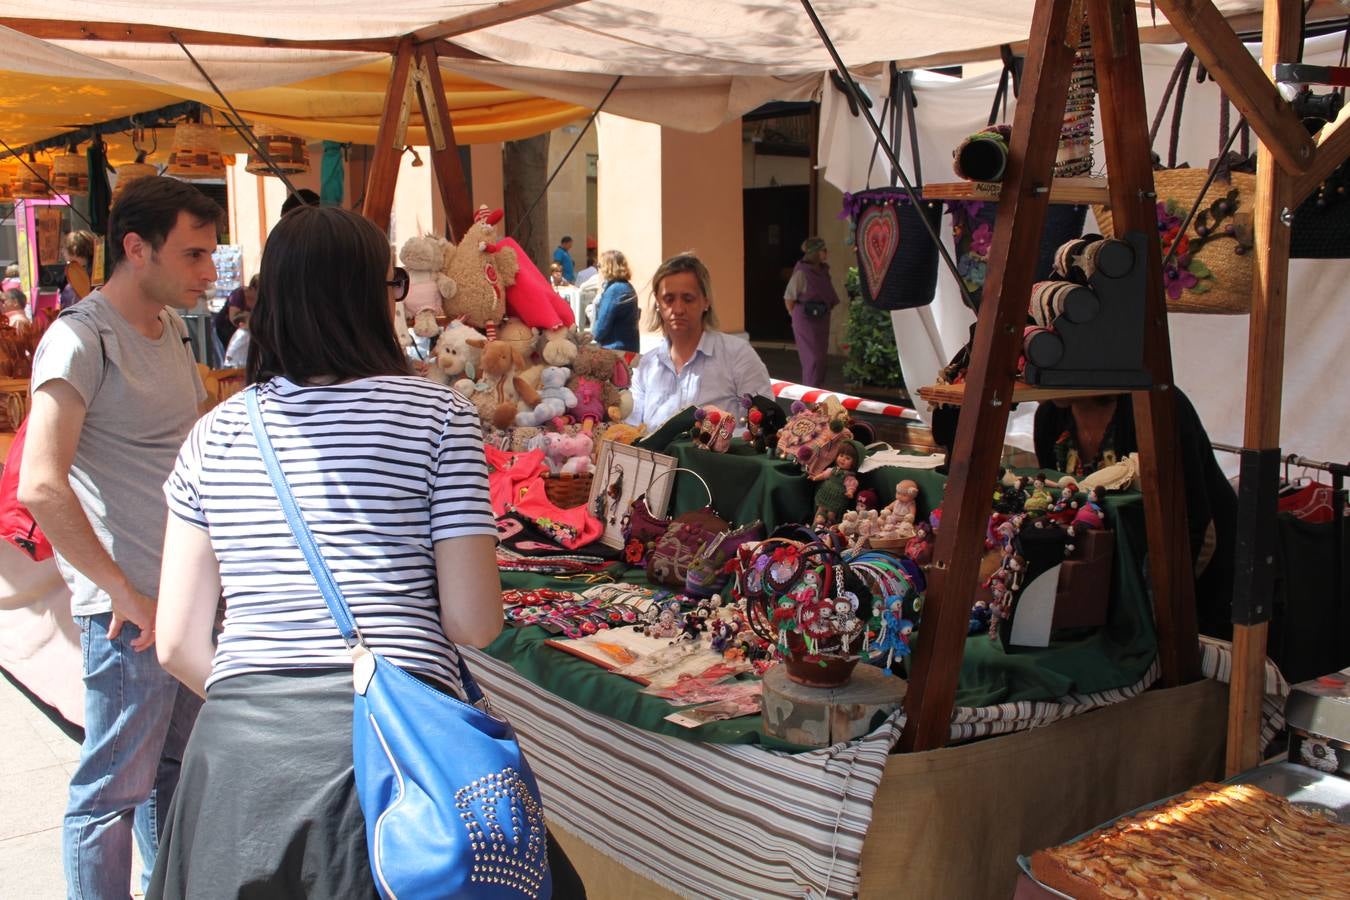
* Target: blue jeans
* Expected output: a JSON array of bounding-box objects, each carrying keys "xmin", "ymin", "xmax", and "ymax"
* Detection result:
[{"xmin": 63, "ymin": 614, "xmax": 202, "ymax": 900}]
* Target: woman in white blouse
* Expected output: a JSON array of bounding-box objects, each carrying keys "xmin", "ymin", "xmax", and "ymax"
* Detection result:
[{"xmin": 626, "ymin": 253, "xmax": 773, "ymax": 429}]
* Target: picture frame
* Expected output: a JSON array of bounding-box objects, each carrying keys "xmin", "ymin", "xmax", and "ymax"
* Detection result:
[{"xmin": 588, "ymin": 440, "xmax": 677, "ymax": 549}]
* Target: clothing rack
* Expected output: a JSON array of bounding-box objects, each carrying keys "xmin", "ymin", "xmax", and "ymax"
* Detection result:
[{"xmin": 1211, "ymin": 440, "xmax": 1347, "ymax": 681}]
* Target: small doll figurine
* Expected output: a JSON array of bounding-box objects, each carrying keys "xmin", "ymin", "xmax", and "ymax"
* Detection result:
[
  {"xmin": 869, "ymin": 597, "xmax": 913, "ymax": 673},
  {"xmin": 877, "ymin": 478, "xmax": 920, "ymax": 540},
  {"xmin": 1072, "ymin": 485, "xmax": 1106, "ymax": 530},
  {"xmin": 855, "ymin": 488, "xmax": 879, "ymax": 512},
  {"xmin": 904, "ymin": 520, "xmax": 934, "ymax": 566},
  {"xmin": 1022, "ymin": 473, "xmax": 1055, "ymax": 515},
  {"xmin": 811, "ymin": 441, "xmax": 864, "ymax": 527}
]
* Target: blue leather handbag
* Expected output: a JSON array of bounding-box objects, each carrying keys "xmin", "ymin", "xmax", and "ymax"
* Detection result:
[{"xmin": 247, "ymin": 387, "xmax": 552, "ymax": 899}]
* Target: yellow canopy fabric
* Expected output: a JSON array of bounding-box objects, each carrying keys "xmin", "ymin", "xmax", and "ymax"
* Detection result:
[{"xmin": 1, "ymin": 60, "xmax": 587, "ymax": 162}]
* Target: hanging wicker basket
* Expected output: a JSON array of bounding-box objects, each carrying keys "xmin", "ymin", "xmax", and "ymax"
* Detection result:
[
  {"xmin": 52, "ymin": 152, "xmax": 90, "ymax": 197},
  {"xmin": 245, "ymin": 133, "xmax": 311, "ymax": 176},
  {"xmin": 12, "ymin": 160, "xmax": 52, "ymax": 199},
  {"xmin": 112, "ymin": 160, "xmax": 159, "ymax": 202},
  {"xmin": 1093, "ymin": 168, "xmax": 1255, "ymax": 315},
  {"xmin": 166, "ymin": 123, "xmax": 226, "ymax": 179},
  {"xmin": 0, "ymin": 161, "xmax": 15, "ymax": 202}
]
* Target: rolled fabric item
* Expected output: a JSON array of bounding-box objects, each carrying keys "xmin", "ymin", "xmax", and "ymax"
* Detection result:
[
  {"xmin": 1059, "ymin": 284, "xmax": 1101, "ymax": 324},
  {"xmin": 1052, "ymin": 234, "xmax": 1104, "ymax": 284},
  {"xmin": 1023, "ymin": 326, "xmax": 1064, "ymax": 369},
  {"xmin": 952, "ymin": 124, "xmax": 1012, "ymax": 182},
  {"xmin": 1078, "ymin": 238, "xmax": 1112, "ymax": 280},
  {"xmin": 1093, "ymin": 239, "xmax": 1135, "ymax": 279},
  {"xmin": 1028, "ymin": 280, "xmax": 1062, "ymax": 328}
]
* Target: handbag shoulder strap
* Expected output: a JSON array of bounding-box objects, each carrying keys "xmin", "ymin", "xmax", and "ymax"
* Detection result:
[{"xmin": 244, "ymin": 386, "xmax": 486, "ymax": 701}]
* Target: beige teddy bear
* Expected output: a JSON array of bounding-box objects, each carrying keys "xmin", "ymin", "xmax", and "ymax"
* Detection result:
[
  {"xmin": 464, "ymin": 337, "xmax": 541, "ymax": 430},
  {"xmin": 441, "ymin": 214, "xmax": 519, "ymax": 333},
  {"xmin": 399, "ymin": 235, "xmax": 456, "ymax": 319}
]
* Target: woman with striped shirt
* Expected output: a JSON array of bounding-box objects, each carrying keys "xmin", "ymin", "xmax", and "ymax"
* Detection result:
[{"xmin": 148, "ymin": 207, "xmax": 510, "ymax": 896}]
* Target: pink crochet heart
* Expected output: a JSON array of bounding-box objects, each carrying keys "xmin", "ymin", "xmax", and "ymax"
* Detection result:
[{"xmin": 858, "ymin": 204, "xmax": 900, "ymax": 300}]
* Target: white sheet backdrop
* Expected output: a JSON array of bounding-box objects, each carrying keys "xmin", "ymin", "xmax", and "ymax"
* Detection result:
[{"xmin": 820, "ymin": 35, "xmax": 1350, "ymax": 472}]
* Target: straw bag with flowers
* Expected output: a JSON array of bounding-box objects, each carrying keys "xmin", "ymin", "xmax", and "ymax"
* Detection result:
[{"xmin": 1093, "ymin": 50, "xmax": 1254, "ymax": 314}]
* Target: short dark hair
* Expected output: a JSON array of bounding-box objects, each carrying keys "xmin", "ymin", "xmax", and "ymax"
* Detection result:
[
  {"xmin": 280, "ymin": 188, "xmax": 321, "ymax": 216},
  {"xmin": 108, "ymin": 177, "xmax": 223, "ymax": 270},
  {"xmin": 247, "ymin": 206, "xmax": 409, "ymax": 385},
  {"xmin": 560, "ymin": 236, "xmax": 573, "ymax": 245}
]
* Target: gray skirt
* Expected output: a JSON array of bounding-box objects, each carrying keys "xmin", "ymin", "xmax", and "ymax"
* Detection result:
[{"xmin": 146, "ymin": 669, "xmax": 379, "ymax": 900}]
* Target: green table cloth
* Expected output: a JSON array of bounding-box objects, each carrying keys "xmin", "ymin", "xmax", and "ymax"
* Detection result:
[{"xmin": 484, "ymin": 441, "xmax": 1159, "ymax": 745}]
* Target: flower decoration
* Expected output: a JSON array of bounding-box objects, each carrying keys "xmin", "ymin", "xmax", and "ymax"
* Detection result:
[{"xmin": 970, "ymin": 222, "xmax": 994, "ymax": 256}]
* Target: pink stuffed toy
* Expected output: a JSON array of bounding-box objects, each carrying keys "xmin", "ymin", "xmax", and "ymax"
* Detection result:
[
  {"xmin": 567, "ymin": 377, "xmax": 606, "ymax": 427},
  {"xmin": 544, "ymin": 431, "xmax": 594, "ymax": 476}
]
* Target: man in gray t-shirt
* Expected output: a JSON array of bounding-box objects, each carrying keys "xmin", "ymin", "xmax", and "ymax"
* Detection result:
[{"xmin": 20, "ymin": 177, "xmax": 220, "ymax": 898}]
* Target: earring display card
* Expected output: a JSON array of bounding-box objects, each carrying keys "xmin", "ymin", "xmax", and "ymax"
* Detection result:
[{"xmin": 588, "ymin": 441, "xmax": 677, "ymax": 549}]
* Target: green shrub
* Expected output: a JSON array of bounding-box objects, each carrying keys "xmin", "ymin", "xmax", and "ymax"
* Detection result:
[{"xmin": 841, "ymin": 266, "xmax": 906, "ymax": 389}]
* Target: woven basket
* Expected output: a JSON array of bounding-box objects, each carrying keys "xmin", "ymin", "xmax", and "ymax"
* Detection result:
[
  {"xmin": 52, "ymin": 152, "xmax": 89, "ymax": 196},
  {"xmin": 245, "ymin": 133, "xmax": 311, "ymax": 176},
  {"xmin": 0, "ymin": 162, "xmax": 18, "ymax": 202},
  {"xmin": 166, "ymin": 123, "xmax": 226, "ymax": 179},
  {"xmin": 1094, "ymin": 168, "xmax": 1254, "ymax": 315},
  {"xmin": 12, "ymin": 161, "xmax": 52, "ymax": 199},
  {"xmin": 112, "ymin": 161, "xmax": 158, "ymax": 202},
  {"xmin": 543, "ymin": 472, "xmax": 593, "ymax": 509}
]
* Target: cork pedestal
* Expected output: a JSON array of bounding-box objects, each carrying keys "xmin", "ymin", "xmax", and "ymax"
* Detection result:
[{"xmin": 761, "ymin": 663, "xmax": 907, "ymax": 748}]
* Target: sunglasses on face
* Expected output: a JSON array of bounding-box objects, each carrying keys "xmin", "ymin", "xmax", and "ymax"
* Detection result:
[{"xmin": 387, "ymin": 266, "xmax": 410, "ymax": 302}]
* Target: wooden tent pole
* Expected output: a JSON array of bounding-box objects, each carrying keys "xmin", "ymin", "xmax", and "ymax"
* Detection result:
[
  {"xmin": 362, "ymin": 38, "xmax": 416, "ymax": 234},
  {"xmin": 415, "ymin": 43, "xmax": 475, "ymax": 242},
  {"xmin": 897, "ymin": 0, "xmax": 1079, "ymax": 753},
  {"xmin": 1226, "ymin": 0, "xmax": 1302, "ymax": 777},
  {"xmin": 1087, "ymin": 0, "xmax": 1201, "ymax": 688}
]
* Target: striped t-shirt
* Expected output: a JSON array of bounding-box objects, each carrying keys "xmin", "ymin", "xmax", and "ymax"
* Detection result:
[{"xmin": 164, "ymin": 375, "xmax": 497, "ymax": 696}]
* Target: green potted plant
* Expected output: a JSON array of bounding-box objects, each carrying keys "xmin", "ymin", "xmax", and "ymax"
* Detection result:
[{"xmin": 841, "ymin": 266, "xmax": 906, "ymax": 392}]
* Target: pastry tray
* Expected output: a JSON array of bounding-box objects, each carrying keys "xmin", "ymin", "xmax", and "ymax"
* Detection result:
[{"xmin": 1015, "ymin": 761, "xmax": 1350, "ymax": 897}]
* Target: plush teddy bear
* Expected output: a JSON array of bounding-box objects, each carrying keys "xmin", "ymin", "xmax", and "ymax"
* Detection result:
[
  {"xmin": 544, "ymin": 431, "xmax": 594, "ymax": 476},
  {"xmin": 515, "ymin": 365, "xmax": 577, "ymax": 427},
  {"xmin": 567, "ymin": 378, "xmax": 607, "ymax": 428},
  {"xmin": 568, "ymin": 336, "xmax": 633, "ymax": 422},
  {"xmin": 431, "ymin": 319, "xmax": 485, "ymax": 385},
  {"xmin": 595, "ymin": 421, "xmax": 646, "ymax": 446},
  {"xmin": 440, "ymin": 209, "xmax": 519, "ymax": 333},
  {"xmin": 399, "ymin": 235, "xmax": 456, "ymax": 318},
  {"xmin": 539, "ymin": 326, "xmax": 579, "ymax": 367},
  {"xmin": 464, "ymin": 337, "xmax": 541, "ymax": 429}
]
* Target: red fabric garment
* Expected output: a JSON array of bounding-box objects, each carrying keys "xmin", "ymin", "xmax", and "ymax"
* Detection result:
[
  {"xmin": 498, "ymin": 237, "xmax": 576, "ymax": 329},
  {"xmin": 483, "ymin": 445, "xmax": 602, "ymax": 549},
  {"xmin": 1278, "ymin": 481, "xmax": 1340, "ymax": 524},
  {"xmin": 0, "ymin": 418, "xmax": 54, "ymax": 561}
]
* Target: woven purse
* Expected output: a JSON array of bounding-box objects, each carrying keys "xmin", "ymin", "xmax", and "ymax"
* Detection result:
[{"xmin": 1093, "ymin": 50, "xmax": 1254, "ymax": 314}]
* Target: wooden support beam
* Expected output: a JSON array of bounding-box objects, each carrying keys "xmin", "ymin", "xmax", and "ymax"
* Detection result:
[
  {"xmin": 1152, "ymin": 0, "xmax": 1313, "ymax": 175},
  {"xmin": 1228, "ymin": 0, "xmax": 1301, "ymax": 778},
  {"xmin": 362, "ymin": 38, "xmax": 416, "ymax": 235},
  {"xmin": 0, "ymin": 17, "xmax": 397, "ymax": 52},
  {"xmin": 897, "ymin": 0, "xmax": 1080, "ymax": 753},
  {"xmin": 1292, "ymin": 106, "xmax": 1350, "ymax": 206},
  {"xmin": 1088, "ymin": 0, "xmax": 1201, "ymax": 688},
  {"xmin": 411, "ymin": 0, "xmax": 589, "ymax": 43},
  {"xmin": 415, "ymin": 43, "xmax": 475, "ymax": 242}
]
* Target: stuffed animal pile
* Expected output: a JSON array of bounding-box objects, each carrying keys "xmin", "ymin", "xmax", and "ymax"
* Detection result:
[{"xmin": 395, "ymin": 206, "xmax": 636, "ymax": 471}]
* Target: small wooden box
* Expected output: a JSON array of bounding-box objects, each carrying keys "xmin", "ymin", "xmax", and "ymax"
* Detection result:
[{"xmin": 761, "ymin": 663, "xmax": 906, "ymax": 748}]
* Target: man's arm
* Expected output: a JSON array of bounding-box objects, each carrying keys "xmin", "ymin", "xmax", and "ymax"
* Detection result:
[{"xmin": 18, "ymin": 380, "xmax": 155, "ymax": 650}]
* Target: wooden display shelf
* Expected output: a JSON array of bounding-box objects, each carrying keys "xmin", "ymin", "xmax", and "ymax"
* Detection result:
[
  {"xmin": 922, "ymin": 177, "xmax": 1109, "ymax": 204},
  {"xmin": 916, "ymin": 381, "xmax": 1119, "ymax": 406}
]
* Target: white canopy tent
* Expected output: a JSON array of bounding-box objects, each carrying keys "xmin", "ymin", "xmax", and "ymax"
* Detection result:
[{"xmin": 0, "ymin": 1, "xmax": 1302, "ymax": 136}]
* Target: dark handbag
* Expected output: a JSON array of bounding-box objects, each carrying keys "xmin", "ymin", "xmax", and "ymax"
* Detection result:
[
  {"xmin": 623, "ymin": 466, "xmax": 709, "ymax": 563},
  {"xmin": 950, "ymin": 59, "xmax": 1087, "ymax": 309},
  {"xmin": 803, "ymin": 299, "xmax": 830, "ymax": 319},
  {"xmin": 641, "ymin": 467, "xmax": 728, "ymax": 586},
  {"xmin": 246, "ymin": 387, "xmax": 551, "ymax": 900},
  {"xmin": 844, "ymin": 68, "xmax": 943, "ymax": 312},
  {"xmin": 1290, "ymin": 24, "xmax": 1350, "ymax": 259}
]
